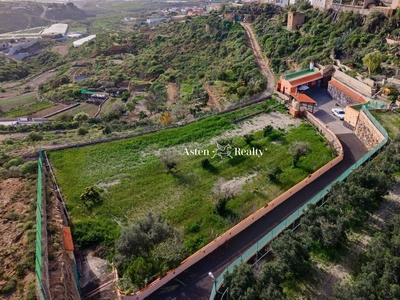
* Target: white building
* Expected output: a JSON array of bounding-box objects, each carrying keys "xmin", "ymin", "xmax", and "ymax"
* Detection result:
[
  {"xmin": 73, "ymin": 35, "xmax": 96, "ymax": 47},
  {"xmin": 41, "ymin": 23, "xmax": 69, "ymax": 38}
]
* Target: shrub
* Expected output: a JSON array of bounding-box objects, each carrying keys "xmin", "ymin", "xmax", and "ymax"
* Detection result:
[
  {"xmin": 80, "ymin": 186, "xmax": 102, "ymax": 209},
  {"xmin": 243, "ymin": 134, "xmax": 255, "ymax": 144},
  {"xmin": 3, "ymin": 158, "xmax": 23, "ymax": 169},
  {"xmin": 201, "ymin": 158, "xmax": 211, "ymax": 169},
  {"xmin": 268, "ymin": 166, "xmax": 282, "ymax": 183},
  {"xmin": 1, "ymin": 278, "xmax": 17, "ymax": 293},
  {"xmin": 26, "ymin": 132, "xmax": 43, "ymax": 142},
  {"xmin": 3, "ymin": 138, "xmax": 14, "ymax": 145},
  {"xmin": 20, "ymin": 161, "xmax": 37, "ymax": 175},
  {"xmin": 77, "ymin": 127, "xmax": 88, "ymax": 136},
  {"xmin": 103, "ymin": 125, "xmax": 112, "ymax": 134},
  {"xmin": 263, "ymin": 125, "xmax": 273, "ymax": 137}
]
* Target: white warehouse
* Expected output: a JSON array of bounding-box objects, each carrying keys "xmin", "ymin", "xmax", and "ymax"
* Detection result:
[
  {"xmin": 41, "ymin": 23, "xmax": 69, "ymax": 38},
  {"xmin": 73, "ymin": 35, "xmax": 96, "ymax": 47}
]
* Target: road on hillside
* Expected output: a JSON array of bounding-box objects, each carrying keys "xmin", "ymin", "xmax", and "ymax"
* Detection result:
[
  {"xmin": 240, "ymin": 22, "xmax": 276, "ymax": 96},
  {"xmin": 147, "ymin": 133, "xmax": 367, "ymax": 300}
]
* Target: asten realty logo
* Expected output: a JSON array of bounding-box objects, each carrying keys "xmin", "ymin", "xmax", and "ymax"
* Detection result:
[{"xmin": 183, "ymin": 142, "xmax": 264, "ymax": 158}]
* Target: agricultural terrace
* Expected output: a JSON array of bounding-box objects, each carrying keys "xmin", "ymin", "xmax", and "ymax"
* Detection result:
[{"xmin": 49, "ymin": 102, "xmax": 335, "ymax": 283}]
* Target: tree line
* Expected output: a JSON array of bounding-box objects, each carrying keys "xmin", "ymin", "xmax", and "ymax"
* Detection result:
[{"xmin": 222, "ymin": 135, "xmax": 400, "ymax": 299}]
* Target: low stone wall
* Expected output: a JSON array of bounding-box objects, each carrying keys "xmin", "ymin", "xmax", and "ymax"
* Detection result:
[{"xmin": 355, "ymin": 110, "xmax": 385, "ymax": 150}]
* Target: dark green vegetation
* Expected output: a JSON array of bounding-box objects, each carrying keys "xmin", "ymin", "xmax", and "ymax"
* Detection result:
[
  {"xmin": 0, "ymin": 48, "xmax": 63, "ymax": 82},
  {"xmin": 0, "ymin": 2, "xmax": 86, "ymax": 35},
  {"xmin": 49, "ymin": 107, "xmax": 334, "ymax": 290},
  {"xmin": 226, "ymin": 2, "xmax": 400, "ymax": 74},
  {"xmin": 40, "ymin": 13, "xmax": 265, "ymax": 112},
  {"xmin": 115, "ymin": 213, "xmax": 185, "ymax": 292},
  {"xmin": 0, "ymin": 2, "xmax": 48, "ymax": 34},
  {"xmin": 223, "ymin": 135, "xmax": 400, "ymax": 300},
  {"xmin": 372, "ymin": 110, "xmax": 400, "ymax": 138}
]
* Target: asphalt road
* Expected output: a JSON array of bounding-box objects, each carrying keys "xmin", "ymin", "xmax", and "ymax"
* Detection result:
[{"xmin": 147, "ymin": 128, "xmax": 367, "ymax": 299}]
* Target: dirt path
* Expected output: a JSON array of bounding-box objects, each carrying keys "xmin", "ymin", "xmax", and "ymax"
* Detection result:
[
  {"xmin": 204, "ymin": 83, "xmax": 222, "ymax": 111},
  {"xmin": 52, "ymin": 45, "xmax": 69, "ymax": 57},
  {"xmin": 166, "ymin": 82, "xmax": 178, "ymax": 108},
  {"xmin": 240, "ymin": 22, "xmax": 275, "ymax": 96}
]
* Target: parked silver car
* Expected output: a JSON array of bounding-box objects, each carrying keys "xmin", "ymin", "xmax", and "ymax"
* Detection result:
[{"xmin": 332, "ymin": 108, "xmax": 345, "ymax": 120}]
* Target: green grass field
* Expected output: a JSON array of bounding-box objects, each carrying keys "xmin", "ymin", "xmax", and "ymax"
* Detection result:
[
  {"xmin": 49, "ymin": 106, "xmax": 334, "ymax": 251},
  {"xmin": 55, "ymin": 102, "xmax": 99, "ymax": 118},
  {"xmin": 0, "ymin": 93, "xmax": 36, "ymax": 110},
  {"xmin": 0, "ymin": 98, "xmax": 53, "ymax": 118},
  {"xmin": 371, "ymin": 111, "xmax": 400, "ymax": 138}
]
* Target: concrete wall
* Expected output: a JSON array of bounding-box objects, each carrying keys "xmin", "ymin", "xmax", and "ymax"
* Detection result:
[
  {"xmin": 343, "ymin": 106, "xmax": 359, "ymax": 130},
  {"xmin": 120, "ymin": 120, "xmax": 344, "ymax": 300},
  {"xmin": 304, "ymin": 111, "xmax": 343, "ymax": 155},
  {"xmin": 355, "ymin": 110, "xmax": 385, "ymax": 150},
  {"xmin": 333, "ymin": 70, "xmax": 373, "ymax": 96}
]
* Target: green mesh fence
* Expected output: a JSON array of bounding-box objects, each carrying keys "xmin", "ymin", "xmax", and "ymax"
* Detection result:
[
  {"xmin": 36, "ymin": 152, "xmax": 47, "ymax": 300},
  {"xmin": 210, "ymin": 106, "xmax": 389, "ymax": 299}
]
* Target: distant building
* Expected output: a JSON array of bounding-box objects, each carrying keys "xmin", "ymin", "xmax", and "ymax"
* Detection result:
[
  {"xmin": 73, "ymin": 35, "xmax": 96, "ymax": 47},
  {"xmin": 146, "ymin": 18, "xmax": 166, "ymax": 24},
  {"xmin": 6, "ymin": 40, "xmax": 39, "ymax": 60},
  {"xmin": 16, "ymin": 117, "xmax": 50, "ymax": 125},
  {"xmin": 206, "ymin": 4, "xmax": 222, "ymax": 12},
  {"xmin": 187, "ymin": 8, "xmax": 204, "ymax": 16},
  {"xmin": 124, "ymin": 17, "xmax": 137, "ymax": 22},
  {"xmin": 41, "ymin": 23, "xmax": 69, "ymax": 39},
  {"xmin": 287, "ymin": 11, "xmax": 305, "ymax": 31}
]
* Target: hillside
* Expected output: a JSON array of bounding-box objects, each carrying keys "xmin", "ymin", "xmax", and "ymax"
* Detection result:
[
  {"xmin": 0, "ymin": 3, "xmax": 49, "ymax": 34},
  {"xmin": 39, "ymin": 13, "xmax": 266, "ymax": 121},
  {"xmin": 44, "ymin": 3, "xmax": 87, "ymax": 21},
  {"xmin": 226, "ymin": 2, "xmax": 400, "ymax": 75},
  {"xmin": 0, "ymin": 2, "xmax": 87, "ymax": 34}
]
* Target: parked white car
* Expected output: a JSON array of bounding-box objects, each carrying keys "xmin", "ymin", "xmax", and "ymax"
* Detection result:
[{"xmin": 332, "ymin": 108, "xmax": 345, "ymax": 120}]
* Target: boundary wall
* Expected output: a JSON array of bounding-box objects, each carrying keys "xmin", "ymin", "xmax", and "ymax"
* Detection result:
[
  {"xmin": 35, "ymin": 152, "xmax": 51, "ymax": 300},
  {"xmin": 120, "ymin": 111, "xmax": 344, "ymax": 300},
  {"xmin": 208, "ymin": 106, "xmax": 389, "ymax": 299}
]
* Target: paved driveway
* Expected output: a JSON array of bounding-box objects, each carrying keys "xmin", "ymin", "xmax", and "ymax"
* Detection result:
[{"xmin": 305, "ymin": 87, "xmax": 353, "ymax": 135}]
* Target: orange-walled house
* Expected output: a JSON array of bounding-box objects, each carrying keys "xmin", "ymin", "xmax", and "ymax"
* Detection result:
[
  {"xmin": 276, "ymin": 61, "xmax": 323, "ymax": 96},
  {"xmin": 276, "ymin": 62, "xmax": 323, "ymax": 116}
]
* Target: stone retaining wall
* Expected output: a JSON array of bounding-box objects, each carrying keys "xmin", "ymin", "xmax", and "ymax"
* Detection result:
[
  {"xmin": 355, "ymin": 110, "xmax": 385, "ymax": 150},
  {"xmin": 328, "ymin": 83, "xmax": 362, "ymax": 106}
]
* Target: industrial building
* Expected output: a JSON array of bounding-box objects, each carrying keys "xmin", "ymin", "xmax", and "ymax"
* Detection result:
[{"xmin": 41, "ymin": 23, "xmax": 69, "ymax": 39}]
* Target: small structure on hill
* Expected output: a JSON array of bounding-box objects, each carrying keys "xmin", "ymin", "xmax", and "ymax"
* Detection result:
[{"xmin": 287, "ymin": 11, "xmax": 305, "ymax": 31}]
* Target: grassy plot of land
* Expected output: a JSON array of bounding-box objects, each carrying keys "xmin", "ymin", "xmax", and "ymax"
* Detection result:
[
  {"xmin": 0, "ymin": 92, "xmax": 37, "ymax": 110},
  {"xmin": 54, "ymin": 103, "xmax": 99, "ymax": 119},
  {"xmin": 0, "ymin": 99, "xmax": 53, "ymax": 118},
  {"xmin": 371, "ymin": 111, "xmax": 400, "ymax": 138},
  {"xmin": 49, "ymin": 107, "xmax": 334, "ymax": 251}
]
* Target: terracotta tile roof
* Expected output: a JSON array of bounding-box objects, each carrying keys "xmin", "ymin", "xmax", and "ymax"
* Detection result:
[
  {"xmin": 290, "ymin": 92, "xmax": 317, "ymax": 104},
  {"xmin": 287, "ymin": 72, "xmax": 323, "ymax": 87},
  {"xmin": 329, "ymin": 78, "xmax": 367, "ymax": 103},
  {"xmin": 63, "ymin": 227, "xmax": 74, "ymax": 251}
]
